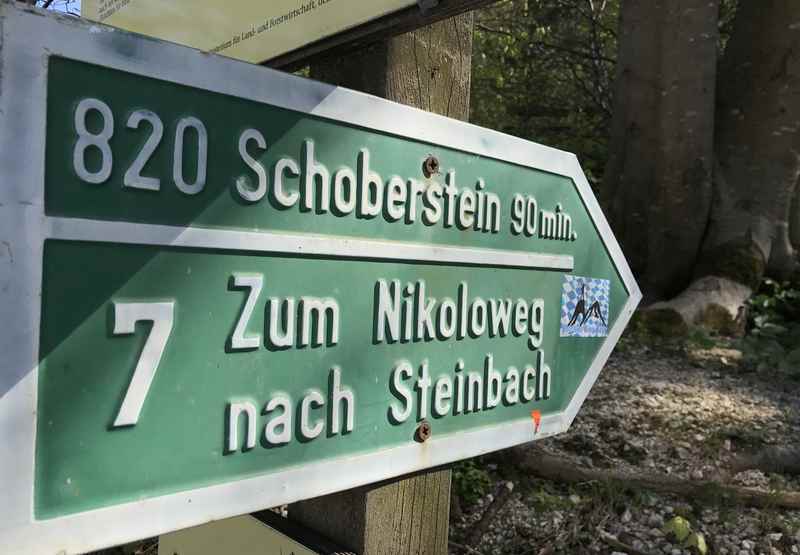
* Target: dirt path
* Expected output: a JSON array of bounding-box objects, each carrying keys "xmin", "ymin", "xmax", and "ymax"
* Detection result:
[{"xmin": 451, "ymin": 340, "xmax": 800, "ymax": 555}]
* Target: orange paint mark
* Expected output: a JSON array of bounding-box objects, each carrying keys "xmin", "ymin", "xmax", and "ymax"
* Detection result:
[{"xmin": 531, "ymin": 410, "xmax": 541, "ymax": 432}]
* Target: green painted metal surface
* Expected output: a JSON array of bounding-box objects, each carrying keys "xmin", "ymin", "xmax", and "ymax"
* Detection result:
[{"xmin": 34, "ymin": 56, "xmax": 628, "ymax": 518}]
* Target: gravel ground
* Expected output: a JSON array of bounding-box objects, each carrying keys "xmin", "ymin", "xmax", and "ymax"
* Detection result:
[{"xmin": 450, "ymin": 339, "xmax": 800, "ymax": 555}]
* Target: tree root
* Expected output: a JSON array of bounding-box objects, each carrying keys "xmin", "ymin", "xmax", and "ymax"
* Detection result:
[
  {"xmin": 730, "ymin": 447, "xmax": 800, "ymax": 477},
  {"xmin": 449, "ymin": 540, "xmax": 484, "ymax": 555},
  {"xmin": 511, "ymin": 449, "xmax": 800, "ymax": 510},
  {"xmin": 637, "ymin": 275, "xmax": 751, "ymax": 336},
  {"xmin": 465, "ymin": 481, "xmax": 514, "ymax": 546}
]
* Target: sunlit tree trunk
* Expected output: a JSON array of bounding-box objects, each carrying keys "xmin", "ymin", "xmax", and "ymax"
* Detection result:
[{"xmin": 602, "ymin": 0, "xmax": 719, "ymax": 301}]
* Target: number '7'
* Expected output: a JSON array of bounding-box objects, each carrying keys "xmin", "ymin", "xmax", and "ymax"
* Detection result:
[{"xmin": 112, "ymin": 301, "xmax": 175, "ymax": 427}]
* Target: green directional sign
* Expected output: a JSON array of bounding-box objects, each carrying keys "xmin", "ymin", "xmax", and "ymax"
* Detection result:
[{"xmin": 0, "ymin": 4, "xmax": 640, "ymax": 555}]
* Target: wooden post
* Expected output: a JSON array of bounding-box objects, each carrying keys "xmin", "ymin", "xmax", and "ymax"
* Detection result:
[
  {"xmin": 306, "ymin": 11, "xmax": 473, "ymax": 120},
  {"xmin": 288, "ymin": 12, "xmax": 474, "ymax": 555},
  {"xmin": 289, "ymin": 468, "xmax": 453, "ymax": 554}
]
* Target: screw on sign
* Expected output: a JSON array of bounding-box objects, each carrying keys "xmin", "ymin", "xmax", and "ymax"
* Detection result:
[
  {"xmin": 422, "ymin": 154, "xmax": 440, "ymax": 178},
  {"xmin": 0, "ymin": 4, "xmax": 640, "ymax": 554},
  {"xmin": 416, "ymin": 420, "xmax": 433, "ymax": 442}
]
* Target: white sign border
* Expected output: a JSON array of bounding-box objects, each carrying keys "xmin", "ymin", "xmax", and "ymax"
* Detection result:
[{"xmin": 0, "ymin": 4, "xmax": 641, "ymax": 554}]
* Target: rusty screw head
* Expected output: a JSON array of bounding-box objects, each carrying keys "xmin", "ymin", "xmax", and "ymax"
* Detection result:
[
  {"xmin": 422, "ymin": 155, "xmax": 440, "ymax": 178},
  {"xmin": 415, "ymin": 420, "xmax": 432, "ymax": 443}
]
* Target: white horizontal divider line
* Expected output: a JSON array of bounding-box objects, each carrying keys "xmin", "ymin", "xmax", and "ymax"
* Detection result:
[{"xmin": 47, "ymin": 217, "xmax": 575, "ymax": 271}]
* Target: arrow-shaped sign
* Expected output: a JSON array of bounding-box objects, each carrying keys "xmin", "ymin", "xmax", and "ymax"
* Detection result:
[{"xmin": 0, "ymin": 5, "xmax": 640, "ymax": 554}]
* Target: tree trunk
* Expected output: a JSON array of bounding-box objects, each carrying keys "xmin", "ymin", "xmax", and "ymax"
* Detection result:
[
  {"xmin": 634, "ymin": 1, "xmax": 800, "ymax": 334},
  {"xmin": 602, "ymin": 0, "xmax": 719, "ymax": 302},
  {"xmin": 696, "ymin": 0, "xmax": 800, "ymax": 289},
  {"xmin": 642, "ymin": 0, "xmax": 800, "ymax": 332}
]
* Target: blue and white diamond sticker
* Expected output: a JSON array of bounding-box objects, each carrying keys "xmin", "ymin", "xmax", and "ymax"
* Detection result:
[{"xmin": 560, "ymin": 275, "xmax": 610, "ymax": 337}]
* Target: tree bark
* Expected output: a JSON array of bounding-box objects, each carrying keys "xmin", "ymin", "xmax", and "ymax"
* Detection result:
[
  {"xmin": 697, "ymin": 0, "xmax": 800, "ymax": 286},
  {"xmin": 631, "ymin": 1, "xmax": 800, "ymax": 334},
  {"xmin": 602, "ymin": 0, "xmax": 719, "ymax": 301}
]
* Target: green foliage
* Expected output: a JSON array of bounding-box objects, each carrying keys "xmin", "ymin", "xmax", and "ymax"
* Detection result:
[
  {"xmin": 628, "ymin": 308, "xmax": 689, "ymax": 340},
  {"xmin": 452, "ymin": 459, "xmax": 492, "ymax": 506},
  {"xmin": 663, "ymin": 516, "xmax": 693, "ymax": 542},
  {"xmin": 582, "ymin": 478, "xmax": 632, "ymax": 513},
  {"xmin": 686, "ymin": 530, "xmax": 709, "ymax": 555},
  {"xmin": 686, "ymin": 327, "xmax": 719, "ymax": 350},
  {"xmin": 663, "ymin": 516, "xmax": 708, "ymax": 555},
  {"xmin": 471, "ymin": 0, "xmax": 618, "ymax": 184},
  {"xmin": 470, "ymin": 0, "xmax": 739, "ymax": 191},
  {"xmin": 748, "ymin": 279, "xmax": 800, "ymax": 333},
  {"xmin": 739, "ymin": 279, "xmax": 800, "ymax": 375},
  {"xmin": 718, "ymin": 0, "xmax": 740, "ymax": 54},
  {"xmin": 528, "ymin": 486, "xmax": 572, "ymax": 511}
]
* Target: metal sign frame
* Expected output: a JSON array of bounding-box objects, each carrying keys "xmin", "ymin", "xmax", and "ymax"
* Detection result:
[
  {"xmin": 157, "ymin": 512, "xmax": 353, "ymax": 555},
  {"xmin": 0, "ymin": 4, "xmax": 641, "ymax": 554}
]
